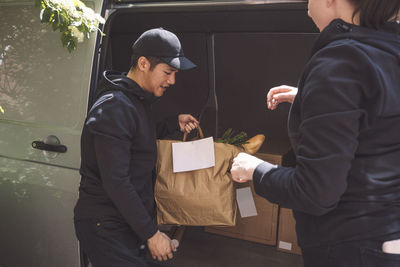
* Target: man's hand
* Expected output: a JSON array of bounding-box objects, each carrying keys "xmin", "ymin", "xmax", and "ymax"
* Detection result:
[
  {"xmin": 147, "ymin": 230, "xmax": 176, "ymax": 261},
  {"xmin": 178, "ymin": 114, "xmax": 199, "ymax": 133},
  {"xmin": 267, "ymin": 85, "xmax": 298, "ymax": 110}
]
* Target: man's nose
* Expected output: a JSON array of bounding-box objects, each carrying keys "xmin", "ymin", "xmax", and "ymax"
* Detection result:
[{"xmin": 168, "ymin": 73, "xmax": 176, "ymax": 85}]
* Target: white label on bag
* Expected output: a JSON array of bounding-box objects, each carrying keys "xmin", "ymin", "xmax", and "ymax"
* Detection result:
[
  {"xmin": 172, "ymin": 137, "xmax": 215, "ymax": 173},
  {"xmin": 279, "ymin": 241, "xmax": 293, "ymax": 251},
  {"xmin": 236, "ymin": 187, "xmax": 258, "ymax": 218}
]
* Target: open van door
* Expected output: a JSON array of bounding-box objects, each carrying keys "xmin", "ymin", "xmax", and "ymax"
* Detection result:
[{"xmin": 0, "ymin": 0, "xmax": 105, "ymax": 266}]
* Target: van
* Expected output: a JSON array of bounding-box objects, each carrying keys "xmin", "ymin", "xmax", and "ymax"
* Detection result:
[{"xmin": 0, "ymin": 0, "xmax": 317, "ymax": 266}]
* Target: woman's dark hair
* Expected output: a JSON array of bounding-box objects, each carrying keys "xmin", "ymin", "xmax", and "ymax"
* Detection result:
[
  {"xmin": 130, "ymin": 55, "xmax": 164, "ymax": 70},
  {"xmin": 350, "ymin": 0, "xmax": 400, "ymax": 28}
]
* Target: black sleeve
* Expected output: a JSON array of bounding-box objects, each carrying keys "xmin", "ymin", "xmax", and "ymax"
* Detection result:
[
  {"xmin": 87, "ymin": 94, "xmax": 158, "ymax": 241},
  {"xmin": 253, "ymin": 45, "xmax": 368, "ymax": 216}
]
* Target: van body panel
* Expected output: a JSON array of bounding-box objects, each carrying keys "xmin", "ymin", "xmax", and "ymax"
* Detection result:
[
  {"xmin": 0, "ymin": 157, "xmax": 81, "ymax": 267},
  {"xmin": 0, "ymin": 0, "xmax": 104, "ymax": 266}
]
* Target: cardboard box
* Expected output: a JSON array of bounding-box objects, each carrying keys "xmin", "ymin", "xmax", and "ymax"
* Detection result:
[
  {"xmin": 277, "ymin": 207, "xmax": 302, "ymax": 255},
  {"xmin": 205, "ymin": 152, "xmax": 287, "ymax": 245}
]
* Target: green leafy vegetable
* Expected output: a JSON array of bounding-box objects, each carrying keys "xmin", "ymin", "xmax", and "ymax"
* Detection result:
[{"xmin": 216, "ymin": 128, "xmax": 248, "ymax": 147}]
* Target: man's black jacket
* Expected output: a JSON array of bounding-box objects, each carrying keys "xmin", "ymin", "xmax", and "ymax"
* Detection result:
[{"xmin": 74, "ymin": 71, "xmax": 177, "ymax": 241}]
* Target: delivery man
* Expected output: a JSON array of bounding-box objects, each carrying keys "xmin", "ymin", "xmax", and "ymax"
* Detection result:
[{"xmin": 74, "ymin": 28, "xmax": 199, "ymax": 267}]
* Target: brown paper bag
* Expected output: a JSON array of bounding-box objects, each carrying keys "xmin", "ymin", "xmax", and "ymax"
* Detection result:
[{"xmin": 155, "ymin": 129, "xmax": 243, "ymax": 226}]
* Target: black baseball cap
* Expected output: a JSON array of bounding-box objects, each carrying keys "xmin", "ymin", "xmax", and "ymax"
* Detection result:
[{"xmin": 132, "ymin": 28, "xmax": 196, "ymax": 70}]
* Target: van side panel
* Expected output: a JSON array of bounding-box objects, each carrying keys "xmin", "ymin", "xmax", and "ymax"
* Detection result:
[
  {"xmin": 0, "ymin": 158, "xmax": 80, "ymax": 267},
  {"xmin": 0, "ymin": 0, "xmax": 103, "ymax": 266}
]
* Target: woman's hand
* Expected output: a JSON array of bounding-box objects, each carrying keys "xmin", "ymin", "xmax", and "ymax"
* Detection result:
[
  {"xmin": 267, "ymin": 85, "xmax": 298, "ymax": 110},
  {"xmin": 178, "ymin": 114, "xmax": 199, "ymax": 133}
]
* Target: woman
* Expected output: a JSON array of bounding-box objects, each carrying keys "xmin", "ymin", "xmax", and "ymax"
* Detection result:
[{"xmin": 231, "ymin": 0, "xmax": 400, "ymax": 266}]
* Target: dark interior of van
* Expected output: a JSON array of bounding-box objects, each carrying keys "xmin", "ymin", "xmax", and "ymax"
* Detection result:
[{"xmin": 99, "ymin": 2, "xmax": 318, "ymax": 154}]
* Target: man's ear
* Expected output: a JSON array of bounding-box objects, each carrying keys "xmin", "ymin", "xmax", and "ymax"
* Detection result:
[{"xmin": 137, "ymin": 56, "xmax": 150, "ymax": 71}]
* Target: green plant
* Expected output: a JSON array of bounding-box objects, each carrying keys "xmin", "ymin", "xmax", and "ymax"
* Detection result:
[
  {"xmin": 37, "ymin": 0, "xmax": 105, "ymax": 52},
  {"xmin": 216, "ymin": 128, "xmax": 248, "ymax": 147}
]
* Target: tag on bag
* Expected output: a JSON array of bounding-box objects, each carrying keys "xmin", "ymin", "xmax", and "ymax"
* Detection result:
[
  {"xmin": 236, "ymin": 187, "xmax": 258, "ymax": 218},
  {"xmin": 172, "ymin": 137, "xmax": 215, "ymax": 173}
]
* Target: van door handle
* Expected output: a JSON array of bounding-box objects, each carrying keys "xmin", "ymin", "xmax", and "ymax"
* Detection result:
[
  {"xmin": 32, "ymin": 135, "xmax": 67, "ymax": 153},
  {"xmin": 32, "ymin": 141, "xmax": 67, "ymax": 153}
]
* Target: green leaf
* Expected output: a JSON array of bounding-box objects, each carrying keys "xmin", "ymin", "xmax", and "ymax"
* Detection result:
[
  {"xmin": 63, "ymin": 33, "xmax": 77, "ymax": 52},
  {"xmin": 221, "ymin": 128, "xmax": 232, "ymax": 140},
  {"xmin": 40, "ymin": 8, "xmax": 52, "ymax": 23},
  {"xmin": 59, "ymin": 13, "xmax": 67, "ymax": 25},
  {"xmin": 51, "ymin": 21, "xmax": 59, "ymax": 31},
  {"xmin": 67, "ymin": 43, "xmax": 76, "ymax": 52},
  {"xmin": 216, "ymin": 128, "xmax": 248, "ymax": 146}
]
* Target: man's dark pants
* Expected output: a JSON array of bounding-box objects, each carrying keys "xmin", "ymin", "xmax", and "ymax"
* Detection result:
[{"xmin": 75, "ymin": 218, "xmax": 149, "ymax": 267}]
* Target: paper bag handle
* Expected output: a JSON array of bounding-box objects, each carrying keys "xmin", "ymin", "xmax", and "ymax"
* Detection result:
[{"xmin": 183, "ymin": 126, "xmax": 204, "ymax": 141}]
